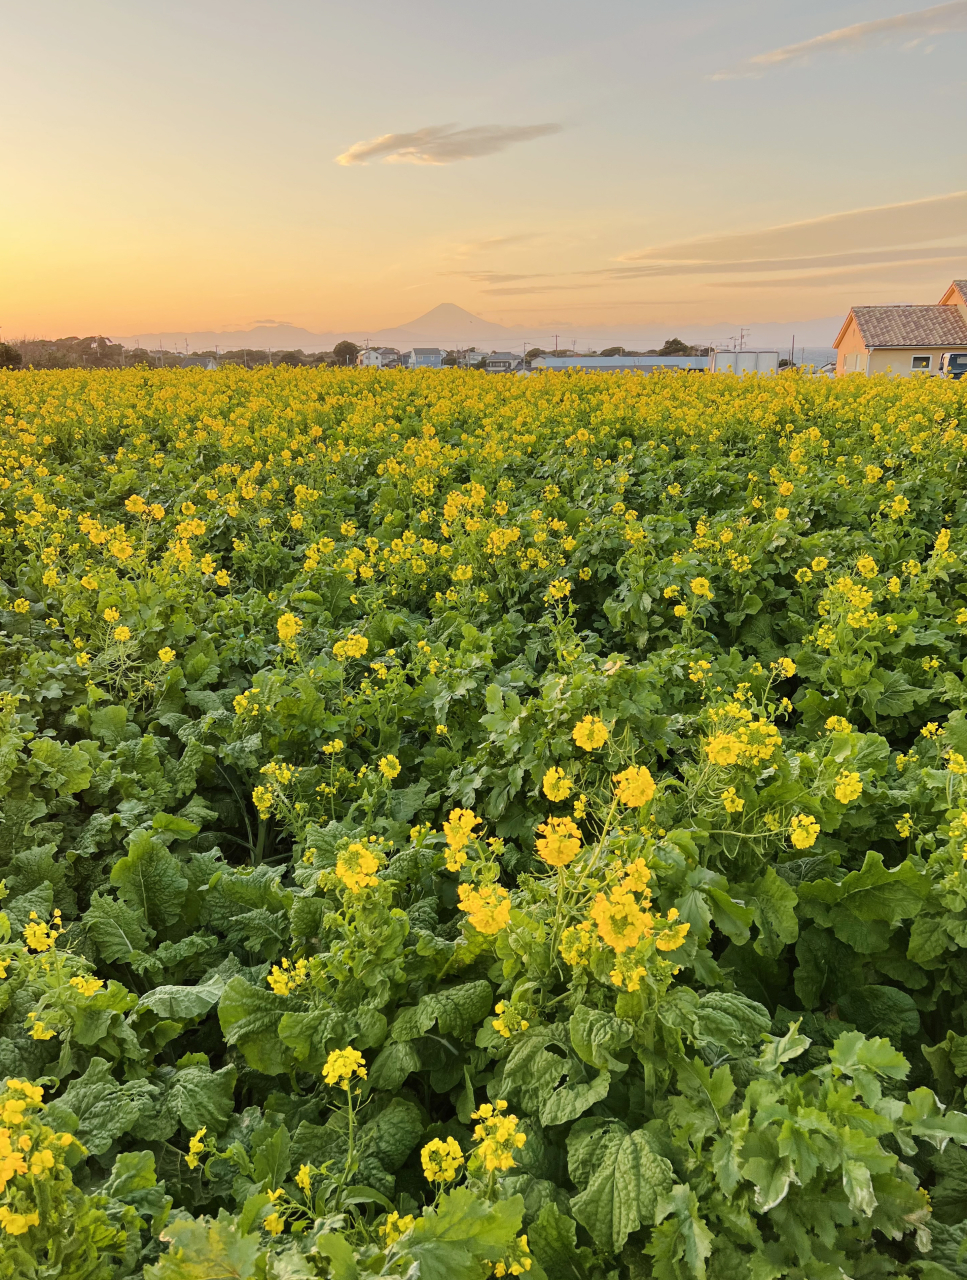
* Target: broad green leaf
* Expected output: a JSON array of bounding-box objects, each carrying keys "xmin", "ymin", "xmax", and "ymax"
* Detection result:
[
  {"xmin": 650, "ymin": 1183, "xmax": 714, "ymax": 1280},
  {"xmin": 146, "ymin": 1214, "xmax": 263, "ymax": 1280},
  {"xmin": 757, "ymin": 1020, "xmax": 811, "ymax": 1073},
  {"xmin": 44, "ymin": 1057, "xmax": 155, "ymax": 1155},
  {"xmin": 903, "ymin": 1087, "xmax": 967, "ymax": 1151},
  {"xmin": 253, "ymin": 1123, "xmax": 291, "ymax": 1188},
  {"xmin": 111, "ymin": 828, "xmax": 188, "ymax": 931},
  {"xmin": 137, "ymin": 973, "xmax": 228, "ymax": 1021},
  {"xmin": 843, "ymin": 1159, "xmax": 877, "ymax": 1216},
  {"xmin": 569, "ymin": 1123, "xmax": 674, "ymax": 1253},
  {"xmin": 83, "ymin": 892, "xmax": 152, "ymax": 963},
  {"xmin": 797, "ymin": 852, "xmax": 929, "ymax": 953},
  {"xmin": 358, "ymin": 1097, "xmax": 423, "ymax": 1171},
  {"xmin": 528, "ymin": 1201, "xmax": 595, "ymax": 1280},
  {"xmin": 540, "ymin": 1069, "xmax": 611, "ymax": 1127},
  {"xmin": 694, "ymin": 992, "xmax": 770, "ymax": 1057},
  {"xmin": 369, "ymin": 1041, "xmax": 421, "ymax": 1092},
  {"xmin": 749, "ymin": 866, "xmax": 799, "ymax": 957},
  {"xmin": 164, "ymin": 1060, "xmax": 238, "ymax": 1133},
  {"xmin": 837, "ymin": 984, "xmax": 920, "ymax": 1044},
  {"xmin": 569, "ymin": 1005, "xmax": 632, "ymax": 1072},
  {"xmin": 218, "ymin": 976, "xmax": 290, "ymax": 1076}
]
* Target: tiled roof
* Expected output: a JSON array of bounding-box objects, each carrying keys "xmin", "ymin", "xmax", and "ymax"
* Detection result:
[
  {"xmin": 851, "ymin": 305, "xmax": 967, "ymax": 348},
  {"xmin": 950, "ymin": 281, "xmax": 967, "ymax": 305}
]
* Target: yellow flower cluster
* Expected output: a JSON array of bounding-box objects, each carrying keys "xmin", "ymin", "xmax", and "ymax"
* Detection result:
[
  {"xmin": 333, "ymin": 632, "xmax": 369, "ymax": 661},
  {"xmin": 492, "ymin": 1001, "xmax": 530, "ymax": 1038},
  {"xmin": 443, "ymin": 807, "xmax": 482, "ymax": 871},
  {"xmin": 22, "ymin": 910, "xmax": 62, "ymax": 954},
  {"xmin": 572, "ymin": 715, "xmax": 608, "ymax": 751},
  {"xmin": 834, "ymin": 770, "xmax": 863, "ymax": 804},
  {"xmin": 542, "ymin": 766, "xmax": 573, "ymax": 802},
  {"xmin": 421, "ymin": 1135, "xmax": 464, "ymax": 1183},
  {"xmin": 612, "ymin": 764, "xmax": 655, "ymax": 807},
  {"xmin": 470, "ymin": 1101, "xmax": 526, "ymax": 1173},
  {"xmin": 457, "ymin": 882, "xmax": 512, "ymax": 935},
  {"xmin": 335, "ymin": 841, "xmax": 382, "ymax": 892},
  {"xmin": 790, "ymin": 814, "xmax": 820, "ymax": 849},
  {"xmin": 266, "ymin": 956, "xmax": 309, "ymax": 995},
  {"xmin": 322, "ymin": 1046, "xmax": 367, "ymax": 1087},
  {"xmin": 535, "ymin": 816, "xmax": 582, "ymax": 867}
]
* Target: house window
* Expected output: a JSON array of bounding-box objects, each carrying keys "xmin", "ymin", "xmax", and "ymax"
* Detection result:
[{"xmin": 912, "ymin": 355, "xmax": 931, "ymax": 370}]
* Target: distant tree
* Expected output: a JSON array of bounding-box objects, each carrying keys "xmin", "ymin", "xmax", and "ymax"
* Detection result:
[
  {"xmin": 442, "ymin": 351, "xmax": 459, "ymax": 366},
  {"xmin": 525, "ymin": 348, "xmax": 547, "ymax": 361},
  {"xmin": 0, "ymin": 342, "xmax": 23, "ymax": 369},
  {"xmin": 333, "ymin": 341, "xmax": 360, "ymax": 366},
  {"xmin": 600, "ymin": 346, "xmax": 625, "ymax": 357},
  {"xmin": 272, "ymin": 350, "xmax": 305, "ymax": 367},
  {"xmin": 658, "ymin": 338, "xmax": 692, "ymax": 356}
]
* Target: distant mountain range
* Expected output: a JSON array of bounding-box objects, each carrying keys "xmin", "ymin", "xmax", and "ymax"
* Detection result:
[{"xmin": 111, "ymin": 302, "xmax": 841, "ymax": 360}]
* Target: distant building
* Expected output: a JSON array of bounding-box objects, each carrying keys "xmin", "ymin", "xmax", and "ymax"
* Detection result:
[
  {"xmin": 357, "ymin": 347, "xmax": 401, "ymax": 368},
  {"xmin": 485, "ymin": 351, "xmax": 522, "ymax": 373},
  {"xmin": 182, "ymin": 355, "xmax": 217, "ymax": 371},
  {"xmin": 407, "ymin": 348, "xmax": 446, "ymax": 369},
  {"xmin": 834, "ymin": 281, "xmax": 967, "ymax": 376},
  {"xmin": 708, "ymin": 351, "xmax": 779, "ymax": 374},
  {"xmin": 532, "ymin": 354, "xmax": 706, "ymax": 372}
]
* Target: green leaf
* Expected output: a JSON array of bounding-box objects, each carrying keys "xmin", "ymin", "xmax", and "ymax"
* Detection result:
[
  {"xmin": 649, "ymin": 1183, "xmax": 714, "ymax": 1280},
  {"xmin": 748, "ymin": 866, "xmax": 799, "ymax": 957},
  {"xmin": 405, "ymin": 1188, "xmax": 525, "ymax": 1280},
  {"xmin": 253, "ymin": 1123, "xmax": 291, "ymax": 1188},
  {"xmin": 527, "ymin": 1202, "xmax": 594, "ymax": 1280},
  {"xmin": 568, "ymin": 1122, "xmax": 674, "ymax": 1253},
  {"xmin": 111, "ymin": 828, "xmax": 188, "ymax": 932},
  {"xmin": 358, "ymin": 1097, "xmax": 423, "ymax": 1172},
  {"xmin": 903, "ymin": 1088, "xmax": 967, "ymax": 1151},
  {"xmin": 137, "ymin": 972, "xmax": 229, "ymax": 1021},
  {"xmin": 218, "ymin": 976, "xmax": 289, "ymax": 1076},
  {"xmin": 569, "ymin": 1005, "xmax": 632, "ymax": 1073},
  {"xmin": 797, "ymin": 852, "xmax": 929, "ymax": 953},
  {"xmin": 694, "ymin": 992, "xmax": 771, "ymax": 1057},
  {"xmin": 164, "ymin": 1060, "xmax": 238, "ymax": 1133},
  {"xmin": 44, "ymin": 1057, "xmax": 154, "ymax": 1155},
  {"xmin": 391, "ymin": 981, "xmax": 493, "ymax": 1042},
  {"xmin": 146, "ymin": 1214, "xmax": 264, "ymax": 1280},
  {"xmin": 828, "ymin": 1030, "xmax": 909, "ymax": 1104},
  {"xmin": 369, "ymin": 1041, "xmax": 421, "ymax": 1092},
  {"xmin": 707, "ymin": 887, "xmax": 755, "ymax": 945},
  {"xmin": 540, "ymin": 1070, "xmax": 611, "ymax": 1127},
  {"xmin": 83, "ymin": 892, "xmax": 152, "ymax": 963},
  {"xmin": 837, "ymin": 984, "xmax": 920, "ymax": 1043}
]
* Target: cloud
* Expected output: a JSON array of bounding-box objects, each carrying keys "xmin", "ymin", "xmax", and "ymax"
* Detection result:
[
  {"xmin": 335, "ymin": 123, "xmax": 563, "ymax": 166},
  {"xmin": 714, "ymin": 0, "xmax": 967, "ymax": 78},
  {"xmin": 594, "ymin": 245, "xmax": 967, "ymax": 280},
  {"xmin": 619, "ymin": 191, "xmax": 967, "ymax": 265},
  {"xmin": 452, "ymin": 234, "xmax": 541, "ymax": 257}
]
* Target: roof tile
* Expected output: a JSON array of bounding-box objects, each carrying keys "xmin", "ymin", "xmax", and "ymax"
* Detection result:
[{"xmin": 851, "ymin": 305, "xmax": 967, "ymax": 348}]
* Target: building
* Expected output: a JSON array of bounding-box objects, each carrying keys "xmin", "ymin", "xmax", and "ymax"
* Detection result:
[
  {"xmin": 834, "ymin": 281, "xmax": 967, "ymax": 376},
  {"xmin": 407, "ymin": 348, "xmax": 446, "ymax": 369},
  {"xmin": 708, "ymin": 350, "xmax": 778, "ymax": 374},
  {"xmin": 181, "ymin": 355, "xmax": 217, "ymax": 370},
  {"xmin": 485, "ymin": 351, "xmax": 522, "ymax": 372},
  {"xmin": 531, "ymin": 354, "xmax": 706, "ymax": 372},
  {"xmin": 356, "ymin": 347, "xmax": 401, "ymax": 368}
]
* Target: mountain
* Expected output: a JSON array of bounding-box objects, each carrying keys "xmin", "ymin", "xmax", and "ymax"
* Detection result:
[
  {"xmin": 109, "ymin": 306, "xmax": 844, "ymax": 357},
  {"xmin": 370, "ymin": 303, "xmax": 519, "ymax": 348}
]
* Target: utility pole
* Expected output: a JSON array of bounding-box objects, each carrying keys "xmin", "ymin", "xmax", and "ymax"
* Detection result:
[
  {"xmin": 789, "ymin": 334, "xmax": 795, "ymax": 367},
  {"xmin": 553, "ymin": 334, "xmax": 559, "ymax": 352},
  {"xmin": 739, "ymin": 327, "xmax": 750, "ymax": 351}
]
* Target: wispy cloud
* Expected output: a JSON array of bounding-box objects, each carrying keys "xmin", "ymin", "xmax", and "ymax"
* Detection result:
[
  {"xmin": 713, "ymin": 0, "xmax": 967, "ymax": 79},
  {"xmin": 594, "ymin": 246, "xmax": 967, "ymax": 280},
  {"xmin": 335, "ymin": 123, "xmax": 563, "ymax": 166},
  {"xmin": 449, "ymin": 233, "xmax": 541, "ymax": 259},
  {"xmin": 619, "ymin": 192, "xmax": 967, "ymax": 265}
]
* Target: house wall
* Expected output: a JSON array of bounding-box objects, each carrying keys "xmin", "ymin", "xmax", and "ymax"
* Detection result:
[
  {"xmin": 835, "ymin": 316, "xmax": 869, "ymax": 375},
  {"xmin": 867, "ymin": 347, "xmax": 962, "ymax": 376}
]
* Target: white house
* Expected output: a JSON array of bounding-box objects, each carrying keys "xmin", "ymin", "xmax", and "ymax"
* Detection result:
[
  {"xmin": 485, "ymin": 351, "xmax": 522, "ymax": 372},
  {"xmin": 356, "ymin": 347, "xmax": 401, "ymax": 368}
]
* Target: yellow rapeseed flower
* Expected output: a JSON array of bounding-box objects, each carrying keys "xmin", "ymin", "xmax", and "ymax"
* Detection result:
[{"xmin": 572, "ymin": 715, "xmax": 608, "ymax": 751}]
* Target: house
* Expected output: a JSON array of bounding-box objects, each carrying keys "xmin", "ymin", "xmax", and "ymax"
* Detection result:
[
  {"xmin": 485, "ymin": 351, "xmax": 522, "ymax": 373},
  {"xmin": 407, "ymin": 348, "xmax": 445, "ymax": 369},
  {"xmin": 834, "ymin": 281, "xmax": 967, "ymax": 376},
  {"xmin": 182, "ymin": 355, "xmax": 217, "ymax": 371},
  {"xmin": 531, "ymin": 354, "xmax": 706, "ymax": 372},
  {"xmin": 357, "ymin": 347, "xmax": 401, "ymax": 368}
]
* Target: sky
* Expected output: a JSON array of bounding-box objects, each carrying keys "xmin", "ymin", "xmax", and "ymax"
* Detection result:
[{"xmin": 3, "ymin": 0, "xmax": 967, "ymax": 344}]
